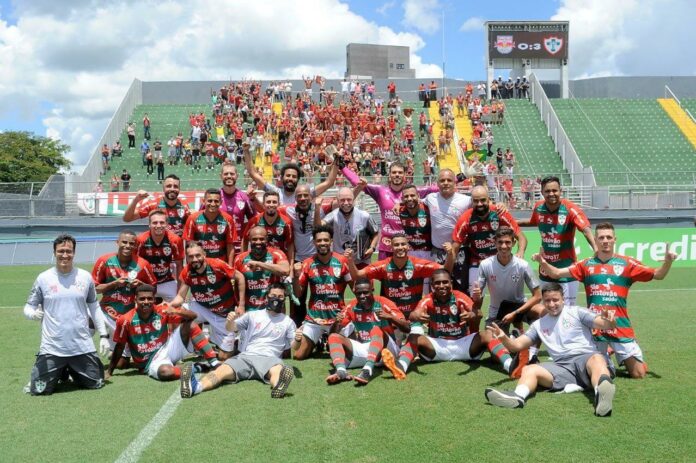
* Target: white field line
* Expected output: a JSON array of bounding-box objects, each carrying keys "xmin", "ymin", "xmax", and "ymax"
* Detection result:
[{"xmin": 114, "ymin": 389, "xmax": 182, "ymax": 463}]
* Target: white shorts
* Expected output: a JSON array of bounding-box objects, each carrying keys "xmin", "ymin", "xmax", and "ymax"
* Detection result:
[
  {"xmin": 346, "ymin": 336, "xmax": 399, "ymax": 369},
  {"xmin": 596, "ymin": 340, "xmax": 644, "ymax": 365},
  {"xmin": 560, "ymin": 280, "xmax": 579, "ymax": 306},
  {"xmin": 147, "ymin": 327, "xmax": 191, "ymax": 379},
  {"xmin": 156, "ymin": 280, "xmax": 178, "ymax": 302},
  {"xmin": 301, "ymin": 322, "xmax": 331, "ymax": 344},
  {"xmin": 189, "ymin": 301, "xmax": 235, "ymax": 352},
  {"xmin": 421, "ymin": 333, "xmax": 482, "ymax": 362},
  {"xmin": 103, "ymin": 315, "xmax": 131, "ymax": 357}
]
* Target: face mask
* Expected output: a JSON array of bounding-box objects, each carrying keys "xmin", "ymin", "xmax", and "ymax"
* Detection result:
[{"xmin": 266, "ymin": 297, "xmax": 284, "ymax": 313}]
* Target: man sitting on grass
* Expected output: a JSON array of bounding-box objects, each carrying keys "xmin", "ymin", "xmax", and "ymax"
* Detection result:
[
  {"xmin": 484, "ymin": 283, "xmax": 618, "ymax": 417},
  {"xmin": 180, "ymin": 283, "xmax": 296, "ymax": 399}
]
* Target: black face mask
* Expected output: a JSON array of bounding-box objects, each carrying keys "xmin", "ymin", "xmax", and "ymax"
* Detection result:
[{"xmin": 265, "ymin": 297, "xmax": 285, "ymax": 313}]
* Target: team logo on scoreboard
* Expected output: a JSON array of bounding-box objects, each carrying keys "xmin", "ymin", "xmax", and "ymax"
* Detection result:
[
  {"xmin": 494, "ymin": 35, "xmax": 515, "ymax": 54},
  {"xmin": 544, "ymin": 36, "xmax": 564, "ymax": 55}
]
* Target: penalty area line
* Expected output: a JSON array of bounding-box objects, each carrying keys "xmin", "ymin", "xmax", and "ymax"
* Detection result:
[{"xmin": 114, "ymin": 389, "xmax": 182, "ymax": 463}]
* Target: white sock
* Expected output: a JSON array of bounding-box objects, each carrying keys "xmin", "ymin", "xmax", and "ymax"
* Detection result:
[
  {"xmin": 503, "ymin": 358, "xmax": 512, "ymax": 372},
  {"xmin": 514, "ymin": 385, "xmax": 530, "ymax": 399},
  {"xmin": 398, "ymin": 360, "xmax": 408, "ymax": 372},
  {"xmin": 529, "ymin": 346, "xmax": 539, "ymax": 357},
  {"xmin": 193, "ymin": 379, "xmax": 203, "ymax": 395},
  {"xmin": 363, "ymin": 365, "xmax": 373, "ymax": 375}
]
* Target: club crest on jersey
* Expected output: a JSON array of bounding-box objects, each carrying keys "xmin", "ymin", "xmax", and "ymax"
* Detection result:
[
  {"xmin": 511, "ymin": 273, "xmax": 520, "ymax": 283},
  {"xmin": 404, "ymin": 269, "xmax": 414, "ymax": 280},
  {"xmin": 450, "ymin": 304, "xmax": 458, "ymax": 316},
  {"xmin": 236, "ymin": 200, "xmax": 245, "ymax": 210},
  {"xmin": 163, "ymin": 246, "xmax": 171, "ymax": 256},
  {"xmin": 178, "ymin": 208, "xmax": 185, "ymax": 218},
  {"xmin": 558, "ymin": 214, "xmax": 566, "ymax": 226},
  {"xmin": 490, "ymin": 219, "xmax": 499, "ymax": 231},
  {"xmin": 418, "ymin": 216, "xmax": 427, "ymax": 227},
  {"xmin": 217, "ymin": 224, "xmax": 226, "ymax": 234},
  {"xmin": 208, "ymin": 272, "xmax": 217, "ymax": 284},
  {"xmin": 152, "ymin": 318, "xmax": 162, "ymax": 331},
  {"xmin": 613, "ymin": 265, "xmax": 624, "ymax": 276},
  {"xmin": 128, "ymin": 270, "xmax": 138, "ymax": 281},
  {"xmin": 332, "ymin": 266, "xmax": 342, "ymax": 278}
]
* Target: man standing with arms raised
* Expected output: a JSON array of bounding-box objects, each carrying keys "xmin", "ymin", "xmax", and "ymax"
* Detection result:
[
  {"xmin": 343, "ymin": 162, "xmax": 438, "ymax": 259},
  {"xmin": 123, "ymin": 174, "xmax": 190, "ymax": 237}
]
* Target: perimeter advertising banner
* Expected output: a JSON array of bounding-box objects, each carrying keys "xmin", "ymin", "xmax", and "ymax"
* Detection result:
[
  {"xmin": 524, "ymin": 228, "xmax": 696, "ymax": 268},
  {"xmin": 77, "ymin": 191, "xmax": 696, "ymax": 268},
  {"xmin": 488, "ymin": 30, "xmax": 568, "ymax": 59}
]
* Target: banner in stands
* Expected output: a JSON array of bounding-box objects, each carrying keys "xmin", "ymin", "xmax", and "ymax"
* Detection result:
[
  {"xmin": 77, "ymin": 191, "xmax": 203, "ymax": 215},
  {"xmin": 488, "ymin": 30, "xmax": 569, "ymax": 59},
  {"xmin": 524, "ymin": 228, "xmax": 696, "ymax": 268}
]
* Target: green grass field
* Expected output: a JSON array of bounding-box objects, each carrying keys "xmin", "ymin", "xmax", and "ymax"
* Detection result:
[{"xmin": 3, "ymin": 266, "xmax": 696, "ymax": 462}]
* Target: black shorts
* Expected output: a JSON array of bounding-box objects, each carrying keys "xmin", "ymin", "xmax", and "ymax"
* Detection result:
[{"xmin": 30, "ymin": 353, "xmax": 104, "ymax": 395}]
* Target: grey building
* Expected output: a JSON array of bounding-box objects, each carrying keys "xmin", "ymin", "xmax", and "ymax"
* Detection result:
[{"xmin": 346, "ymin": 43, "xmax": 416, "ymax": 79}]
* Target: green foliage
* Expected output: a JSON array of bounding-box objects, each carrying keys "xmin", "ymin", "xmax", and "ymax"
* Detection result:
[{"xmin": 0, "ymin": 131, "xmax": 71, "ymax": 182}]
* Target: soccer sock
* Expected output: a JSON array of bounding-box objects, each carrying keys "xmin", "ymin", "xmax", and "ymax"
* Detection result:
[
  {"xmin": 328, "ymin": 333, "xmax": 347, "ymax": 370},
  {"xmin": 487, "ymin": 339, "xmax": 512, "ymax": 370},
  {"xmin": 190, "ymin": 324, "xmax": 217, "ymax": 363},
  {"xmin": 514, "ymin": 384, "xmax": 530, "ymax": 399},
  {"xmin": 398, "ymin": 339, "xmax": 417, "ymax": 372},
  {"xmin": 365, "ymin": 326, "xmax": 384, "ymax": 370},
  {"xmin": 171, "ymin": 366, "xmax": 181, "ymax": 379}
]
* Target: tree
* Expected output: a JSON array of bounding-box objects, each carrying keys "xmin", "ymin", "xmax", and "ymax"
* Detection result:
[{"xmin": 0, "ymin": 131, "xmax": 72, "ymax": 183}]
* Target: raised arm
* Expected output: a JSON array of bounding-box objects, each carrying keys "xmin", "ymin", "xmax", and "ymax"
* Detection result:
[
  {"xmin": 123, "ymin": 190, "xmax": 150, "ymax": 222},
  {"xmin": 653, "ymin": 247, "xmax": 676, "ymax": 280},
  {"xmin": 243, "ymin": 144, "xmax": 267, "ymax": 189},
  {"xmin": 314, "ymin": 161, "xmax": 339, "ymax": 196}
]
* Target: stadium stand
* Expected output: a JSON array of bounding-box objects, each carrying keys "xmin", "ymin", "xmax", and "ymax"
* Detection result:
[
  {"xmin": 551, "ymin": 98, "xmax": 696, "ymax": 186},
  {"xmin": 658, "ymin": 98, "xmax": 696, "ymax": 151}
]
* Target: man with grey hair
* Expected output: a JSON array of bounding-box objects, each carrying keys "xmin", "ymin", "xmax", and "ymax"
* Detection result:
[{"xmin": 317, "ymin": 187, "xmax": 379, "ymax": 269}]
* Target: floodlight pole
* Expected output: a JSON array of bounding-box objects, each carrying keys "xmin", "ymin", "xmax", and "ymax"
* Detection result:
[{"xmin": 441, "ymin": 9, "xmax": 446, "ymax": 98}]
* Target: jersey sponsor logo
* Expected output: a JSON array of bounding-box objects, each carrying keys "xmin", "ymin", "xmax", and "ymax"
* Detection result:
[{"xmin": 613, "ymin": 265, "xmax": 624, "ymax": 276}]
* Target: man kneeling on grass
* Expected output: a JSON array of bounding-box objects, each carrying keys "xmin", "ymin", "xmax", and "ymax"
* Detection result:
[
  {"xmin": 484, "ymin": 283, "xmax": 618, "ymax": 417},
  {"xmin": 107, "ymin": 285, "xmax": 220, "ymax": 381},
  {"xmin": 180, "ymin": 283, "xmax": 296, "ymax": 399}
]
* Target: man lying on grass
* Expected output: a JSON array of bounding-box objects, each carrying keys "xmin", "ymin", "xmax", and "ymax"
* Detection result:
[{"xmin": 484, "ymin": 283, "xmax": 618, "ymax": 417}]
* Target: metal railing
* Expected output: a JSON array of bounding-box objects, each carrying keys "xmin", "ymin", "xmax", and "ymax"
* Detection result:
[
  {"xmin": 665, "ymin": 85, "xmax": 696, "ymax": 124},
  {"xmin": 528, "ymin": 73, "xmax": 596, "ymax": 188}
]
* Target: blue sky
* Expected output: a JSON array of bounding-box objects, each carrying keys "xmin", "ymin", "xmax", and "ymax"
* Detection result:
[{"xmin": 0, "ymin": 0, "xmax": 694, "ymax": 169}]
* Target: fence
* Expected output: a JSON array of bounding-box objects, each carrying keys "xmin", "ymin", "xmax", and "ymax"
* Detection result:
[{"xmin": 528, "ymin": 73, "xmax": 596, "ymax": 188}]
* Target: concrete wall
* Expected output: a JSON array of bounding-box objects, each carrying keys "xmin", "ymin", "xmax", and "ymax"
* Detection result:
[
  {"xmin": 346, "ymin": 44, "xmax": 415, "ymax": 79},
  {"xmin": 569, "ymin": 76, "xmax": 696, "ymax": 99}
]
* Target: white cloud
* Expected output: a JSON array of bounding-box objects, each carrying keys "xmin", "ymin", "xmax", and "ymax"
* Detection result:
[
  {"xmin": 376, "ymin": 1, "xmax": 396, "ymax": 16},
  {"xmin": 402, "ymin": 0, "xmax": 440, "ymax": 35},
  {"xmin": 0, "ymin": 0, "xmax": 441, "ymax": 171},
  {"xmin": 459, "ymin": 16, "xmax": 484, "ymax": 32},
  {"xmin": 552, "ymin": 0, "xmax": 696, "ymax": 78}
]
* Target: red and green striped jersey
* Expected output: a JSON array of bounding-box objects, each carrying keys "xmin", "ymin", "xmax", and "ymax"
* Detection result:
[
  {"xmin": 340, "ymin": 296, "xmax": 404, "ymax": 342},
  {"xmin": 364, "ymin": 257, "xmax": 441, "ymax": 317},
  {"xmin": 136, "ymin": 196, "xmax": 190, "ymax": 236},
  {"xmin": 242, "ymin": 212, "xmax": 294, "ymax": 255},
  {"xmin": 136, "ymin": 230, "xmax": 184, "ymax": 284},
  {"xmin": 92, "ymin": 254, "xmax": 157, "ymax": 321},
  {"xmin": 398, "ymin": 203, "xmax": 432, "ymax": 251},
  {"xmin": 298, "ymin": 253, "xmax": 351, "ymax": 324},
  {"xmin": 182, "ymin": 211, "xmax": 237, "ymax": 260},
  {"xmin": 234, "ymin": 247, "xmax": 288, "ymax": 311},
  {"xmin": 180, "ymin": 258, "xmax": 237, "ymax": 316},
  {"xmin": 452, "ymin": 208, "xmax": 521, "ymax": 265},
  {"xmin": 417, "ymin": 290, "xmax": 473, "ymax": 340},
  {"xmin": 568, "ymin": 254, "xmax": 655, "ymax": 342},
  {"xmin": 113, "ymin": 305, "xmax": 183, "ymax": 370},
  {"xmin": 529, "ymin": 198, "xmax": 590, "ymax": 282}
]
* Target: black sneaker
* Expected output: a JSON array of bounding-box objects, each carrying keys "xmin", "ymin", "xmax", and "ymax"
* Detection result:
[
  {"xmin": 271, "ymin": 365, "xmax": 294, "ymax": 398},
  {"xmin": 485, "ymin": 388, "xmax": 525, "ymax": 409},
  {"xmin": 594, "ymin": 376, "xmax": 615, "ymax": 417},
  {"xmin": 353, "ymin": 369, "xmax": 371, "ymax": 386},
  {"xmin": 529, "ymin": 354, "xmax": 540, "ymax": 365}
]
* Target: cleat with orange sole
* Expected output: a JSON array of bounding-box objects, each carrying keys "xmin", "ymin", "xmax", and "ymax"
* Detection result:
[
  {"xmin": 381, "ymin": 348, "xmax": 406, "ymax": 380},
  {"xmin": 509, "ymin": 348, "xmax": 529, "ymax": 379}
]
